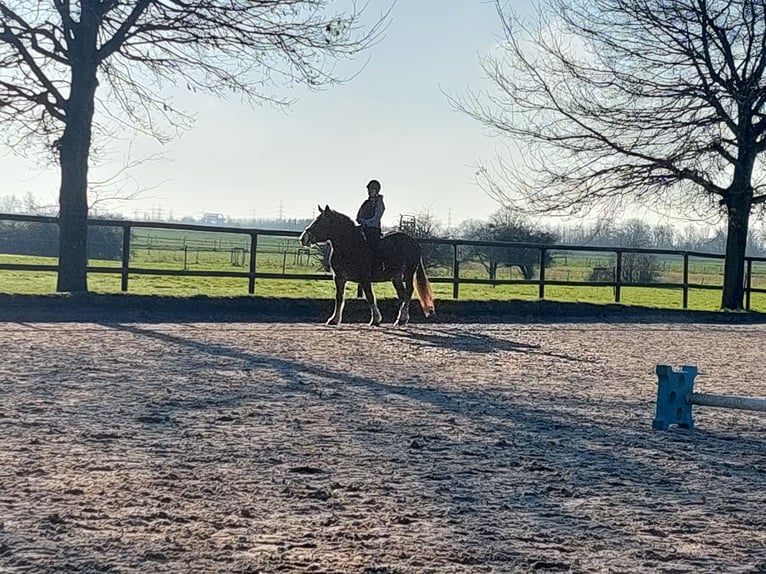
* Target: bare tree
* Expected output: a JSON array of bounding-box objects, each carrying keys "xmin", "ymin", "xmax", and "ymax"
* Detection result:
[
  {"xmin": 679, "ymin": 224, "xmax": 708, "ymax": 251},
  {"xmin": 454, "ymin": 0, "xmax": 766, "ymax": 309},
  {"xmin": 0, "ymin": 195, "xmax": 22, "ymax": 214},
  {"xmin": 460, "ymin": 208, "xmax": 557, "ymax": 280},
  {"xmin": 410, "ymin": 210, "xmax": 452, "ymax": 270},
  {"xmin": 0, "ymin": 1, "xmax": 386, "ymax": 292},
  {"xmin": 652, "ymin": 223, "xmax": 676, "ymax": 250},
  {"xmin": 615, "ymin": 219, "xmax": 660, "ymax": 284}
]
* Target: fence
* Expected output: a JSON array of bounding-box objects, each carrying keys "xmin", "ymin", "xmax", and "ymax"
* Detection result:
[{"xmin": 1, "ymin": 213, "xmax": 765, "ymax": 309}]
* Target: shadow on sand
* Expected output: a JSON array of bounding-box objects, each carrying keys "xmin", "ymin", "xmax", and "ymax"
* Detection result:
[{"xmin": 1, "ymin": 293, "xmax": 764, "ymax": 325}]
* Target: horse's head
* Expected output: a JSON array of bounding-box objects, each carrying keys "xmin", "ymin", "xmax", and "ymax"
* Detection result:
[{"xmin": 299, "ymin": 204, "xmax": 338, "ymax": 246}]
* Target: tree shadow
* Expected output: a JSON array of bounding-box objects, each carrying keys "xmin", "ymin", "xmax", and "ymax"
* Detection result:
[
  {"xmin": 53, "ymin": 322, "xmax": 761, "ymax": 571},
  {"xmin": 3, "ymin": 293, "xmax": 766, "ymax": 325}
]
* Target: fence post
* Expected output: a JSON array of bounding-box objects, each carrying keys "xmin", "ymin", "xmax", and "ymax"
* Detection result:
[
  {"xmin": 538, "ymin": 247, "xmax": 546, "ymax": 299},
  {"xmin": 248, "ymin": 233, "xmax": 258, "ymax": 295},
  {"xmin": 683, "ymin": 253, "xmax": 689, "ymax": 309},
  {"xmin": 746, "ymin": 258, "xmax": 753, "ymax": 310},
  {"xmin": 615, "ymin": 250, "xmax": 623, "ymax": 303},
  {"xmin": 452, "ymin": 243, "xmax": 460, "ymax": 299},
  {"xmin": 121, "ymin": 223, "xmax": 131, "ymax": 292}
]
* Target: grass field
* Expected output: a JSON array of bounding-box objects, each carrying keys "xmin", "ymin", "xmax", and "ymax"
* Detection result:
[{"xmin": 2, "ymin": 242, "xmax": 766, "ymax": 312}]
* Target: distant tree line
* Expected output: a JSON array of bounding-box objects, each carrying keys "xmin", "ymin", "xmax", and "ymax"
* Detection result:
[
  {"xmin": 0, "ymin": 219, "xmax": 123, "ymax": 260},
  {"xmin": 399, "ymin": 208, "xmax": 766, "ymax": 284},
  {"xmin": 555, "ymin": 219, "xmax": 766, "ymax": 257}
]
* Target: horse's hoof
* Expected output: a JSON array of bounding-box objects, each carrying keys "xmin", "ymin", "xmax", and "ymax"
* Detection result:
[{"xmin": 325, "ymin": 318, "xmax": 338, "ymax": 326}]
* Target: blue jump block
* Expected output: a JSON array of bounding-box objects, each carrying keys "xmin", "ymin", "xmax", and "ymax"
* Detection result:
[{"xmin": 653, "ymin": 365, "xmax": 698, "ymax": 431}]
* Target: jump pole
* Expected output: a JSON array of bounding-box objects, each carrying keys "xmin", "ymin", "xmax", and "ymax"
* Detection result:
[{"xmin": 653, "ymin": 364, "xmax": 766, "ymax": 430}]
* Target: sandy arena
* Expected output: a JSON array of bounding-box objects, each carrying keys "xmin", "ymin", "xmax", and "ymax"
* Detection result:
[{"xmin": 1, "ymin": 319, "xmax": 765, "ymax": 573}]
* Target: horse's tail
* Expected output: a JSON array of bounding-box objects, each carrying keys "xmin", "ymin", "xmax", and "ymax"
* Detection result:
[{"xmin": 414, "ymin": 259, "xmax": 436, "ymax": 318}]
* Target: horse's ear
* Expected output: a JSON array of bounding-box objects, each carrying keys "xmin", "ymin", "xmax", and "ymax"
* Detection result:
[
  {"xmin": 324, "ymin": 204, "xmax": 330, "ymax": 212},
  {"xmin": 317, "ymin": 204, "xmax": 323, "ymax": 213}
]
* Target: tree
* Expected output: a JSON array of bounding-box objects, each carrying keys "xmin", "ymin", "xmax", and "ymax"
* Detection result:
[
  {"xmin": 615, "ymin": 219, "xmax": 660, "ymax": 284},
  {"xmin": 409, "ymin": 210, "xmax": 452, "ymax": 270},
  {"xmin": 652, "ymin": 223, "xmax": 676, "ymax": 250},
  {"xmin": 0, "ymin": 218, "xmax": 121, "ymax": 259},
  {"xmin": 455, "ymin": 0, "xmax": 766, "ymax": 309},
  {"xmin": 0, "ymin": 1, "xmax": 384, "ymax": 292},
  {"xmin": 460, "ymin": 208, "xmax": 557, "ymax": 280}
]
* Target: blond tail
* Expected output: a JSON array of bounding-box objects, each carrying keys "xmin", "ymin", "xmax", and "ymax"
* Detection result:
[{"xmin": 414, "ymin": 260, "xmax": 436, "ymax": 318}]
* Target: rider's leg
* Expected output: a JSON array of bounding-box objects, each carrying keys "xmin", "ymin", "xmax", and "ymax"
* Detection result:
[{"xmin": 366, "ymin": 227, "xmax": 382, "ymax": 272}]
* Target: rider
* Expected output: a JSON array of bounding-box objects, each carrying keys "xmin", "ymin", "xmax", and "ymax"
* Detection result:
[{"xmin": 356, "ymin": 179, "xmax": 385, "ymax": 268}]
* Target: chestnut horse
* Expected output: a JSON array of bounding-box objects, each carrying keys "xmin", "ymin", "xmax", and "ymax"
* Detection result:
[{"xmin": 299, "ymin": 204, "xmax": 436, "ymax": 326}]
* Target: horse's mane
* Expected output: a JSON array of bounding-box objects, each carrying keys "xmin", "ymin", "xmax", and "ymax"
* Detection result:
[{"xmin": 327, "ymin": 208, "xmax": 357, "ymax": 230}]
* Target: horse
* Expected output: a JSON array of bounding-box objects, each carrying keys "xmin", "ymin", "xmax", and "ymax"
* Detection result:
[{"xmin": 299, "ymin": 204, "xmax": 436, "ymax": 326}]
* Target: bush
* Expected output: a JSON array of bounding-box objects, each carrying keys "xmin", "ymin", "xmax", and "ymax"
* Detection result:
[
  {"xmin": 621, "ymin": 253, "xmax": 660, "ymax": 284},
  {"xmin": 0, "ymin": 221, "xmax": 123, "ymax": 260}
]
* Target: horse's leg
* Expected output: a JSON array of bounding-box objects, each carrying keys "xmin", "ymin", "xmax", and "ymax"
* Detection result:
[
  {"xmin": 361, "ymin": 281, "xmax": 382, "ymax": 326},
  {"xmin": 327, "ymin": 276, "xmax": 347, "ymax": 325},
  {"xmin": 391, "ymin": 277, "xmax": 408, "ymax": 327}
]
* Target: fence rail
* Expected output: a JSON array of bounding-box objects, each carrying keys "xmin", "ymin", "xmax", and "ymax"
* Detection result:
[{"xmin": 1, "ymin": 213, "xmax": 765, "ymax": 309}]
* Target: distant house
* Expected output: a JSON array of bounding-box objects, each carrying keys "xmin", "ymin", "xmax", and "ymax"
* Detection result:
[{"xmin": 202, "ymin": 213, "xmax": 225, "ymax": 225}]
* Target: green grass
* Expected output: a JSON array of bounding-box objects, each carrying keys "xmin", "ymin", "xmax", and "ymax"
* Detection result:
[{"xmin": 2, "ymin": 251, "xmax": 765, "ymax": 312}]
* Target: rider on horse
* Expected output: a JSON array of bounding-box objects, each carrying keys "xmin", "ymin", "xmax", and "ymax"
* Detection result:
[
  {"xmin": 356, "ymin": 179, "xmax": 385, "ymax": 272},
  {"xmin": 299, "ymin": 203, "xmax": 435, "ymax": 326}
]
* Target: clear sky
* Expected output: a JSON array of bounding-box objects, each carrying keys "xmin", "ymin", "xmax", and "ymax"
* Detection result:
[{"xmin": 0, "ymin": 0, "xmax": 534, "ymax": 227}]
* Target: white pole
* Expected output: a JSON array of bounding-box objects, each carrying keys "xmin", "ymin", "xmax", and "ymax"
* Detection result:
[{"xmin": 691, "ymin": 392, "xmax": 766, "ymax": 413}]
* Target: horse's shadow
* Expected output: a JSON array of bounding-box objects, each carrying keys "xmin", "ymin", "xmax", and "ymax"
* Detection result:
[
  {"xmin": 383, "ymin": 326, "xmax": 595, "ymax": 363},
  {"xmin": 383, "ymin": 327, "xmax": 527, "ymax": 354}
]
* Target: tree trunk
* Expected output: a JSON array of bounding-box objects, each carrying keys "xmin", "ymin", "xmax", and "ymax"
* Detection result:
[
  {"xmin": 56, "ymin": 47, "xmax": 98, "ymax": 292},
  {"xmin": 721, "ymin": 195, "xmax": 751, "ymax": 310},
  {"xmin": 489, "ymin": 261, "xmax": 498, "ymax": 282},
  {"xmin": 57, "ymin": 130, "xmax": 90, "ymax": 292}
]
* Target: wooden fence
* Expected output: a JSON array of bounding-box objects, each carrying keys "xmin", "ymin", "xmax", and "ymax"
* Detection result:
[{"xmin": 1, "ymin": 213, "xmax": 765, "ymax": 309}]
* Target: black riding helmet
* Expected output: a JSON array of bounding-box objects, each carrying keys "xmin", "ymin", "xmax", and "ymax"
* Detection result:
[{"xmin": 366, "ymin": 179, "xmax": 381, "ymax": 193}]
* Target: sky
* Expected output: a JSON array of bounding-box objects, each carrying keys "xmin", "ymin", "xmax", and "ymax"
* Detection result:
[{"xmin": 0, "ymin": 0, "xmax": 534, "ymax": 228}]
